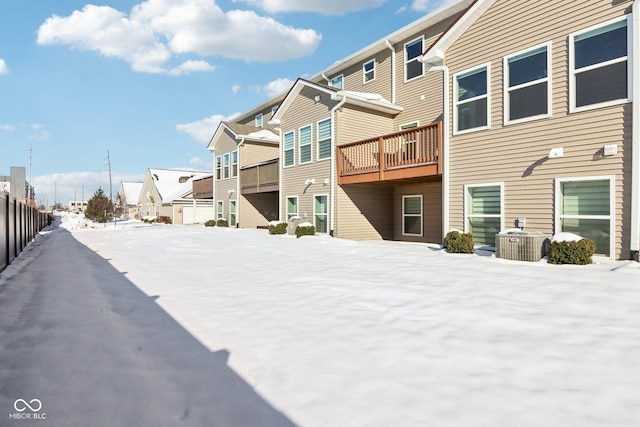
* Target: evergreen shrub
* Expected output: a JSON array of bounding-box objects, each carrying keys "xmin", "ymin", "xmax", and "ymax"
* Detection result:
[
  {"xmin": 443, "ymin": 230, "xmax": 474, "ymax": 254},
  {"xmin": 548, "ymin": 238, "xmax": 596, "ymax": 265}
]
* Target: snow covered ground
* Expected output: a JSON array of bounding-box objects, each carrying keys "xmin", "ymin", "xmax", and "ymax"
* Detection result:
[{"xmin": 6, "ymin": 212, "xmax": 640, "ymax": 426}]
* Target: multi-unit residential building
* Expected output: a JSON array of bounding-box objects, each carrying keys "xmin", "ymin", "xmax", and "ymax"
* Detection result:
[{"xmin": 206, "ymin": 0, "xmax": 639, "ymax": 261}]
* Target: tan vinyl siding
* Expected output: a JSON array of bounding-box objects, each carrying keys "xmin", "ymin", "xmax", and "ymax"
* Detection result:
[
  {"xmin": 445, "ymin": 0, "xmax": 632, "ymax": 258},
  {"xmin": 340, "ymin": 50, "xmax": 393, "ymax": 100},
  {"xmin": 214, "ymin": 130, "xmax": 239, "ymax": 220},
  {"xmin": 394, "ymin": 183, "xmax": 443, "ymax": 243},
  {"xmin": 336, "ymin": 184, "xmax": 393, "ymax": 240},
  {"xmin": 236, "ymin": 103, "xmax": 281, "ymax": 131},
  {"xmin": 338, "ymin": 105, "xmax": 395, "ymax": 145},
  {"xmin": 240, "ymin": 193, "xmax": 279, "ymax": 228},
  {"xmin": 241, "ymin": 142, "xmax": 279, "ymax": 166}
]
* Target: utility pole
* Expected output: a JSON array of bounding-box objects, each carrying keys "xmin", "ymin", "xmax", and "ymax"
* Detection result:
[
  {"xmin": 28, "ymin": 144, "xmax": 32, "ymax": 206},
  {"xmin": 106, "ymin": 150, "xmax": 113, "ymax": 203}
]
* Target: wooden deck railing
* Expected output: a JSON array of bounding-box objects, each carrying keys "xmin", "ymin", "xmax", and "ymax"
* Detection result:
[
  {"xmin": 240, "ymin": 158, "xmax": 279, "ymax": 194},
  {"xmin": 337, "ymin": 122, "xmax": 442, "ymax": 184}
]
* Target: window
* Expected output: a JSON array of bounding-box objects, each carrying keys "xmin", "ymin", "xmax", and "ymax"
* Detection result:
[
  {"xmin": 255, "ymin": 114, "xmax": 263, "ymax": 128},
  {"xmin": 223, "ymin": 153, "xmax": 230, "ymax": 179},
  {"xmin": 229, "ymin": 200, "xmax": 237, "ymax": 227},
  {"xmin": 454, "ymin": 64, "xmax": 490, "ymax": 133},
  {"xmin": 299, "ymin": 125, "xmax": 312, "ymax": 164},
  {"xmin": 505, "ymin": 44, "xmax": 551, "ymax": 123},
  {"xmin": 271, "ymin": 106, "xmax": 278, "ymax": 115},
  {"xmin": 363, "ymin": 59, "xmax": 375, "ymax": 83},
  {"xmin": 465, "ymin": 184, "xmax": 502, "ymax": 247},
  {"xmin": 317, "ymin": 118, "xmax": 332, "ymax": 160},
  {"xmin": 284, "ymin": 131, "xmax": 295, "ymax": 167},
  {"xmin": 405, "ymin": 37, "xmax": 423, "ymax": 81},
  {"xmin": 217, "ymin": 200, "xmax": 223, "ymax": 219},
  {"xmin": 231, "ymin": 150, "xmax": 238, "ymax": 178},
  {"xmin": 570, "ymin": 17, "xmax": 629, "ymax": 111},
  {"xmin": 402, "ymin": 195, "xmax": 422, "ymax": 236},
  {"xmin": 313, "ymin": 195, "xmax": 328, "ymax": 233},
  {"xmin": 286, "ymin": 196, "xmax": 298, "ymax": 220},
  {"xmin": 215, "ymin": 156, "xmax": 222, "ymax": 180},
  {"xmin": 556, "ymin": 177, "xmax": 613, "ymax": 257},
  {"xmin": 330, "ymin": 75, "xmax": 343, "ymax": 89}
]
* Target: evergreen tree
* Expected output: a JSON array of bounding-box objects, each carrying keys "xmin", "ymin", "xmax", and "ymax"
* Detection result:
[{"xmin": 85, "ymin": 187, "xmax": 113, "ymax": 223}]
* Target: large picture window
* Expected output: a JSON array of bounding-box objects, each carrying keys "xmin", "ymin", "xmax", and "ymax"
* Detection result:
[
  {"xmin": 299, "ymin": 125, "xmax": 312, "ymax": 164},
  {"xmin": 556, "ymin": 177, "xmax": 613, "ymax": 257},
  {"xmin": 405, "ymin": 37, "xmax": 423, "ymax": 82},
  {"xmin": 570, "ymin": 17, "xmax": 629, "ymax": 111},
  {"xmin": 286, "ymin": 196, "xmax": 298, "ymax": 221},
  {"xmin": 284, "ymin": 131, "xmax": 295, "ymax": 167},
  {"xmin": 505, "ymin": 44, "xmax": 550, "ymax": 123},
  {"xmin": 465, "ymin": 184, "xmax": 502, "ymax": 247},
  {"xmin": 454, "ymin": 64, "xmax": 490, "ymax": 133},
  {"xmin": 317, "ymin": 118, "xmax": 332, "ymax": 160},
  {"xmin": 402, "ymin": 195, "xmax": 422, "ymax": 236},
  {"xmin": 314, "ymin": 195, "xmax": 328, "ymax": 234}
]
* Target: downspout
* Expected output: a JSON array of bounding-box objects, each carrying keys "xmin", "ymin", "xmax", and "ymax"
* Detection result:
[
  {"xmin": 322, "ymin": 73, "xmax": 330, "ymax": 85},
  {"xmin": 237, "ymin": 137, "xmax": 245, "ymax": 228},
  {"xmin": 385, "ymin": 40, "xmax": 396, "ymax": 104},
  {"xmin": 422, "ymin": 54, "xmax": 450, "ymax": 241},
  {"xmin": 275, "ymin": 127, "xmax": 283, "ymax": 222},
  {"xmin": 330, "ymin": 94, "xmax": 348, "ymax": 236},
  {"xmin": 631, "ymin": 0, "xmax": 640, "ymax": 260}
]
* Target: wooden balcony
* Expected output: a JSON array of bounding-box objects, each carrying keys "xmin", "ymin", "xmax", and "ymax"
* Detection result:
[
  {"xmin": 337, "ymin": 122, "xmax": 442, "ymax": 185},
  {"xmin": 193, "ymin": 176, "xmax": 213, "ymax": 199},
  {"xmin": 241, "ymin": 158, "xmax": 279, "ymax": 194}
]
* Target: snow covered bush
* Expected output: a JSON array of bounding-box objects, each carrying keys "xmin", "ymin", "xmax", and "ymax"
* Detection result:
[
  {"xmin": 204, "ymin": 219, "xmax": 216, "ymax": 227},
  {"xmin": 216, "ymin": 219, "xmax": 229, "ymax": 227},
  {"xmin": 443, "ymin": 230, "xmax": 474, "ymax": 254},
  {"xmin": 548, "ymin": 235, "xmax": 596, "ymax": 265},
  {"xmin": 268, "ymin": 221, "xmax": 287, "ymax": 235},
  {"xmin": 157, "ymin": 216, "xmax": 172, "ymax": 224},
  {"xmin": 295, "ymin": 223, "xmax": 315, "ymax": 238}
]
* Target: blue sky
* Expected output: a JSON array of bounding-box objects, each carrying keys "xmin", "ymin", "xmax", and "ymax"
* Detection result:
[{"xmin": 1, "ymin": 0, "xmax": 450, "ymax": 206}]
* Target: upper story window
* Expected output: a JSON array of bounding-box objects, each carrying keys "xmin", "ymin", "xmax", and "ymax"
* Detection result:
[
  {"xmin": 504, "ymin": 43, "xmax": 551, "ymax": 124},
  {"xmin": 405, "ymin": 37, "xmax": 424, "ymax": 82},
  {"xmin": 454, "ymin": 64, "xmax": 490, "ymax": 134},
  {"xmin": 223, "ymin": 153, "xmax": 230, "ymax": 179},
  {"xmin": 299, "ymin": 125, "xmax": 312, "ymax": 164},
  {"xmin": 570, "ymin": 16, "xmax": 630, "ymax": 112},
  {"xmin": 255, "ymin": 113, "xmax": 263, "ymax": 128},
  {"xmin": 317, "ymin": 118, "xmax": 332, "ymax": 160},
  {"xmin": 215, "ymin": 156, "xmax": 222, "ymax": 180},
  {"xmin": 271, "ymin": 106, "xmax": 278, "ymax": 115},
  {"xmin": 284, "ymin": 131, "xmax": 295, "ymax": 167},
  {"xmin": 363, "ymin": 59, "xmax": 375, "ymax": 83},
  {"xmin": 231, "ymin": 150, "xmax": 238, "ymax": 178},
  {"xmin": 330, "ymin": 75, "xmax": 343, "ymax": 89}
]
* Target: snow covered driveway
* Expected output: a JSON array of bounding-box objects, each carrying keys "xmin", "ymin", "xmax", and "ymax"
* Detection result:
[{"xmin": 3, "ymin": 216, "xmax": 640, "ymax": 426}]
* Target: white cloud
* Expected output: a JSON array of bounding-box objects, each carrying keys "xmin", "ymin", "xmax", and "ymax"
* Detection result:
[
  {"xmin": 411, "ymin": 0, "xmax": 455, "ymax": 11},
  {"xmin": 235, "ymin": 0, "xmax": 385, "ymax": 15},
  {"xmin": 232, "ymin": 85, "xmax": 241, "ymax": 94},
  {"xmin": 190, "ymin": 157, "xmax": 210, "ymax": 167},
  {"xmin": 36, "ymin": 0, "xmax": 322, "ymax": 74},
  {"xmin": 176, "ymin": 113, "xmax": 240, "ymax": 143},
  {"xmin": 29, "ymin": 130, "xmax": 52, "ymax": 141},
  {"xmin": 1, "ymin": 124, "xmax": 15, "ymax": 132},
  {"xmin": 396, "ymin": 4, "xmax": 408, "ymax": 13},
  {"xmin": 0, "ymin": 59, "xmax": 9, "ymax": 75},
  {"xmin": 256, "ymin": 77, "xmax": 294, "ymax": 97}
]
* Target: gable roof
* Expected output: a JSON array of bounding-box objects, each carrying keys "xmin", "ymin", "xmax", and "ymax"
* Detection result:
[
  {"xmin": 421, "ymin": 0, "xmax": 496, "ymax": 65},
  {"xmin": 270, "ymin": 78, "xmax": 402, "ymax": 124},
  {"xmin": 207, "ymin": 121, "xmax": 279, "ymax": 151},
  {"xmin": 120, "ymin": 182, "xmax": 143, "ymax": 206},
  {"xmin": 144, "ymin": 168, "xmax": 211, "ymax": 204}
]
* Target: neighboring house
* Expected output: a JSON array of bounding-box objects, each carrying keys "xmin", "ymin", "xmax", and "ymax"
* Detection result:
[
  {"xmin": 138, "ymin": 169, "xmax": 210, "ymax": 222},
  {"xmin": 271, "ymin": 1, "xmax": 471, "ymax": 242},
  {"xmin": 419, "ymin": 0, "xmax": 639, "ymax": 260},
  {"xmin": 207, "ymin": 107, "xmax": 281, "ymax": 228},
  {"xmin": 68, "ymin": 200, "xmax": 88, "ymax": 213},
  {"xmin": 117, "ymin": 181, "xmax": 143, "ymax": 219}
]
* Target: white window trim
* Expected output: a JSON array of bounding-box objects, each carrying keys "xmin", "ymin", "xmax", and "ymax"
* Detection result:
[
  {"xmin": 255, "ymin": 113, "xmax": 263, "ymax": 128},
  {"xmin": 569, "ymin": 15, "xmax": 632, "ymax": 113},
  {"xmin": 217, "ymin": 200, "xmax": 224, "ymax": 220},
  {"xmin": 402, "ymin": 195, "xmax": 423, "ymax": 237},
  {"xmin": 298, "ymin": 124, "xmax": 313, "ymax": 165},
  {"xmin": 330, "ymin": 74, "xmax": 344, "ymax": 89},
  {"xmin": 404, "ymin": 36, "xmax": 424, "ymax": 83},
  {"xmin": 464, "ymin": 182, "xmax": 504, "ymax": 243},
  {"xmin": 313, "ymin": 194, "xmax": 329, "ymax": 234},
  {"xmin": 503, "ymin": 42, "xmax": 552, "ymax": 125},
  {"xmin": 230, "ymin": 150, "xmax": 238, "ymax": 178},
  {"xmin": 453, "ymin": 63, "xmax": 491, "ymax": 135},
  {"xmin": 229, "ymin": 200, "xmax": 237, "ymax": 227},
  {"xmin": 286, "ymin": 196, "xmax": 299, "ymax": 220},
  {"xmin": 223, "ymin": 153, "xmax": 230, "ymax": 179},
  {"xmin": 554, "ymin": 175, "xmax": 615, "ymax": 259},
  {"xmin": 215, "ymin": 155, "xmax": 222, "ymax": 181},
  {"xmin": 363, "ymin": 59, "xmax": 376, "ymax": 84},
  {"xmin": 283, "ymin": 130, "xmax": 295, "ymax": 168},
  {"xmin": 399, "ymin": 121, "xmax": 419, "ymax": 130},
  {"xmin": 317, "ymin": 117, "xmax": 332, "ymax": 161}
]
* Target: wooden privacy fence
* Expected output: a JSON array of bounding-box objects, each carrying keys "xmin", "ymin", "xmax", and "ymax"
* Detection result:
[{"xmin": 1, "ymin": 194, "xmax": 50, "ymax": 273}]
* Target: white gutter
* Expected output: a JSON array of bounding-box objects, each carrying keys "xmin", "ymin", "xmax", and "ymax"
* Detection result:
[
  {"xmin": 385, "ymin": 40, "xmax": 396, "ymax": 104},
  {"xmin": 322, "ymin": 73, "xmax": 330, "ymax": 84},
  {"xmin": 330, "ymin": 95, "xmax": 348, "ymax": 236},
  {"xmin": 631, "ymin": 0, "xmax": 640, "ymax": 260},
  {"xmin": 422, "ymin": 55, "xmax": 450, "ymax": 241}
]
